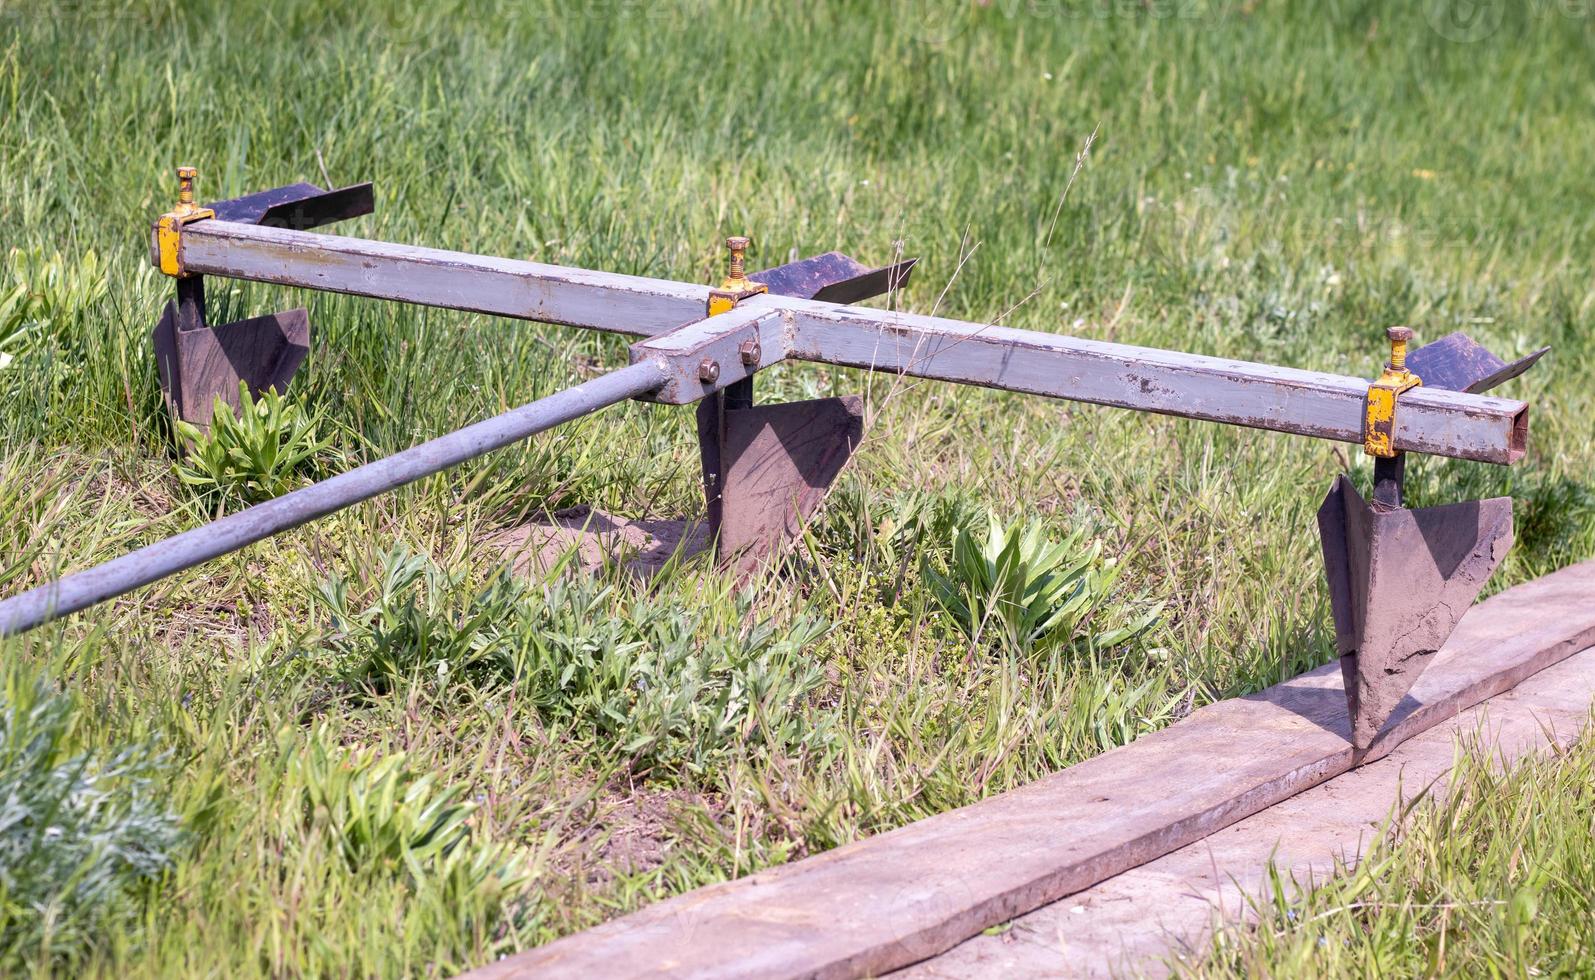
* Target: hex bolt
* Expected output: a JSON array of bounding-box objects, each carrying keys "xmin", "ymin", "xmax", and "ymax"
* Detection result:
[
  {"xmin": 1386, "ymin": 326, "xmax": 1414, "ymax": 370},
  {"xmin": 698, "ymin": 358, "xmax": 721, "ymax": 384},
  {"xmin": 739, "ymin": 338, "xmax": 761, "ymax": 367}
]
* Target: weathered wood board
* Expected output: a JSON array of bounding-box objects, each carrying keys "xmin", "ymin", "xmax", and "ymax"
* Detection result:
[
  {"xmin": 894, "ymin": 643, "xmax": 1595, "ymax": 978},
  {"xmin": 464, "ymin": 560, "xmax": 1595, "ymax": 980}
]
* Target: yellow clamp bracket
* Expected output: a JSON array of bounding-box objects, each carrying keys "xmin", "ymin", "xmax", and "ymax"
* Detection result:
[
  {"xmin": 1363, "ymin": 326, "xmax": 1422, "ymax": 458},
  {"xmin": 154, "ymin": 166, "xmax": 215, "ymax": 278},
  {"xmin": 707, "ymin": 236, "xmax": 767, "ymax": 317}
]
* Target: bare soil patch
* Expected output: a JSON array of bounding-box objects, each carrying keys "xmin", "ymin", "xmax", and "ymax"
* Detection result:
[{"xmin": 488, "ymin": 506, "xmax": 710, "ymax": 578}]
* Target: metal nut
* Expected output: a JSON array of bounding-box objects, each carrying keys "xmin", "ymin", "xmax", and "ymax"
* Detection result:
[
  {"xmin": 698, "ymin": 358, "xmax": 721, "ymax": 384},
  {"xmin": 739, "ymin": 338, "xmax": 761, "ymax": 366}
]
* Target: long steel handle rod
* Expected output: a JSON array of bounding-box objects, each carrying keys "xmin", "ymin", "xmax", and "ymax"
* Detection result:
[
  {"xmin": 0, "ymin": 361, "xmax": 667, "ymax": 638},
  {"xmin": 176, "ymin": 221, "xmax": 1527, "ymax": 464}
]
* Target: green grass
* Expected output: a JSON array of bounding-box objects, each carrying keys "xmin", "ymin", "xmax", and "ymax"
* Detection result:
[
  {"xmin": 1, "ymin": 0, "xmax": 1593, "ymax": 974},
  {"xmin": 1187, "ymin": 722, "xmax": 1595, "ymax": 977}
]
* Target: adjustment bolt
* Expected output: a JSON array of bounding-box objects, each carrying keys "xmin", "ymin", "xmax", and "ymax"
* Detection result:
[
  {"xmin": 720, "ymin": 235, "xmax": 755, "ymax": 292},
  {"xmin": 698, "ymin": 358, "xmax": 721, "ymax": 384},
  {"xmin": 726, "ymin": 236, "xmax": 749, "ymax": 280},
  {"xmin": 175, "ymin": 165, "xmax": 200, "ymax": 214},
  {"xmin": 1386, "ymin": 326, "xmax": 1414, "ymax": 370},
  {"xmin": 739, "ymin": 338, "xmax": 761, "ymax": 366}
]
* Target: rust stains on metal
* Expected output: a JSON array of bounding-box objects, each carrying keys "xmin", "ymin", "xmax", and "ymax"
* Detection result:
[
  {"xmin": 153, "ymin": 166, "xmax": 215, "ymax": 277},
  {"xmin": 1363, "ymin": 326, "xmax": 1423, "ymax": 459}
]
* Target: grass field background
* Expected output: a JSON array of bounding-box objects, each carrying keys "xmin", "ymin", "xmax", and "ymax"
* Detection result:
[{"xmin": 2, "ymin": 0, "xmax": 1593, "ymax": 974}]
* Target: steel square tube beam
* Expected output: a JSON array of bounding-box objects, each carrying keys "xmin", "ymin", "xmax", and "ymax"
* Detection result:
[
  {"xmin": 775, "ymin": 297, "xmax": 1528, "ymax": 465},
  {"xmin": 175, "ymin": 221, "xmax": 1528, "ymax": 464},
  {"xmin": 175, "ymin": 220, "xmax": 708, "ymax": 336}
]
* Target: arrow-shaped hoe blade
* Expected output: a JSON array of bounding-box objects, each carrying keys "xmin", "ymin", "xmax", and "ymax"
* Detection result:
[
  {"xmin": 1317, "ymin": 475, "xmax": 1513, "ymax": 751},
  {"xmin": 752, "ymin": 251, "xmax": 917, "ymax": 304},
  {"xmin": 1406, "ymin": 331, "xmax": 1550, "ymax": 394},
  {"xmin": 152, "ymin": 302, "xmax": 311, "ymax": 432}
]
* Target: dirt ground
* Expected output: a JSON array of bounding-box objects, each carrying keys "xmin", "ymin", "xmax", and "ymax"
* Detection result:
[{"xmin": 487, "ymin": 506, "xmax": 710, "ymax": 579}]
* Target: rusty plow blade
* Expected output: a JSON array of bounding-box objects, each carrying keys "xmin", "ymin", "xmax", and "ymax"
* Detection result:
[
  {"xmin": 1406, "ymin": 331, "xmax": 1549, "ymax": 394},
  {"xmin": 207, "ymin": 181, "xmax": 375, "ymax": 231},
  {"xmin": 684, "ymin": 246, "xmax": 903, "ymax": 572},
  {"xmin": 1317, "ymin": 475, "xmax": 1513, "ymax": 751},
  {"xmin": 753, "ymin": 251, "xmax": 917, "ymax": 303},
  {"xmin": 151, "ymin": 303, "xmax": 311, "ymax": 432},
  {"xmin": 698, "ymin": 395, "xmax": 864, "ymax": 573}
]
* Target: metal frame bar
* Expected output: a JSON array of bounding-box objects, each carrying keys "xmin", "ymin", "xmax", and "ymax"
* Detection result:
[
  {"xmin": 176, "ymin": 220, "xmax": 1527, "ymax": 464},
  {"xmin": 0, "ymin": 362, "xmax": 665, "ymax": 637}
]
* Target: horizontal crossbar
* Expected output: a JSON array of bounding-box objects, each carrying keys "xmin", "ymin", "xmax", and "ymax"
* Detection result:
[{"xmin": 174, "ymin": 220, "xmax": 1529, "ymax": 464}]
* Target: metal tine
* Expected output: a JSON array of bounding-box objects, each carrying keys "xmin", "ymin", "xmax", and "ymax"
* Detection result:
[
  {"xmin": 207, "ymin": 181, "xmax": 375, "ymax": 230},
  {"xmin": 1406, "ymin": 330, "xmax": 1550, "ymax": 394},
  {"xmin": 752, "ymin": 251, "xmax": 918, "ymax": 303}
]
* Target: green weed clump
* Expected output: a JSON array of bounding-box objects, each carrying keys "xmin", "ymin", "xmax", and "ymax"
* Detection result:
[
  {"xmin": 821, "ymin": 484, "xmax": 980, "ymax": 573},
  {"xmin": 0, "ymin": 283, "xmax": 30, "ymax": 373},
  {"xmin": 0, "ymin": 248, "xmax": 112, "ymax": 396},
  {"xmin": 280, "ymin": 731, "xmax": 523, "ymax": 901},
  {"xmin": 175, "ymin": 383, "xmax": 338, "ymax": 512},
  {"xmin": 320, "ymin": 547, "xmax": 831, "ymax": 775},
  {"xmin": 319, "ymin": 547, "xmax": 519, "ymax": 690},
  {"xmin": 925, "ymin": 510, "xmax": 1160, "ymax": 657},
  {"xmin": 0, "ymin": 676, "xmax": 182, "ymax": 970}
]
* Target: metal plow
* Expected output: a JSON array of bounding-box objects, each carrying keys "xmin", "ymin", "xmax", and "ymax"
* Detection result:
[{"xmin": 0, "ymin": 167, "xmax": 1551, "ymax": 754}]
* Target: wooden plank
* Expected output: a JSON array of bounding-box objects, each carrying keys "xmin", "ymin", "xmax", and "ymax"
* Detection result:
[
  {"xmin": 465, "ymin": 560, "xmax": 1595, "ymax": 980},
  {"xmin": 896, "ymin": 644, "xmax": 1595, "ymax": 978},
  {"xmin": 174, "ymin": 222, "xmax": 1528, "ymax": 464}
]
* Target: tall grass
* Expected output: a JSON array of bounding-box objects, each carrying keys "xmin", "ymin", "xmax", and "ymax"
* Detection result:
[{"xmin": 0, "ymin": 0, "xmax": 1592, "ymax": 974}]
